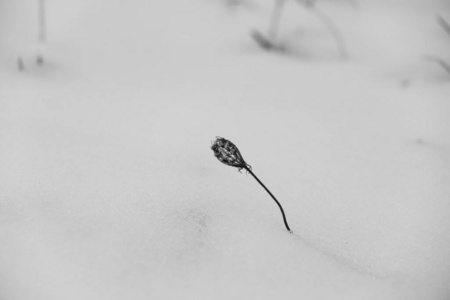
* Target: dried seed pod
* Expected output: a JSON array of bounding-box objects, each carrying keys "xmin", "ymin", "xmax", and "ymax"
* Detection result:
[{"xmin": 211, "ymin": 137, "xmax": 251, "ymax": 171}]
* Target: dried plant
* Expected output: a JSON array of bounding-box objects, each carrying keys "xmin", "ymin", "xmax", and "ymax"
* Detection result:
[
  {"xmin": 424, "ymin": 15, "xmax": 450, "ymax": 76},
  {"xmin": 211, "ymin": 137, "xmax": 293, "ymax": 233},
  {"xmin": 437, "ymin": 14, "xmax": 450, "ymax": 37},
  {"xmin": 36, "ymin": 54, "xmax": 44, "ymax": 66},
  {"xmin": 17, "ymin": 57, "xmax": 25, "ymax": 71},
  {"xmin": 38, "ymin": 0, "xmax": 46, "ymax": 43},
  {"xmin": 252, "ymin": 0, "xmax": 348, "ymax": 58},
  {"xmin": 36, "ymin": 0, "xmax": 46, "ymax": 66}
]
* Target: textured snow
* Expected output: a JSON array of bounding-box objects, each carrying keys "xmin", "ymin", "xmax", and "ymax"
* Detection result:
[{"xmin": 1, "ymin": 0, "xmax": 450, "ymax": 299}]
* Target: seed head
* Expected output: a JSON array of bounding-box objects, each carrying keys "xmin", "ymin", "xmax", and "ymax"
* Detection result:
[{"xmin": 211, "ymin": 137, "xmax": 251, "ymax": 171}]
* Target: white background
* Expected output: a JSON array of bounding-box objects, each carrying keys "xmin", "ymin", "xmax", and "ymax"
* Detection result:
[{"xmin": 1, "ymin": 0, "xmax": 450, "ymax": 299}]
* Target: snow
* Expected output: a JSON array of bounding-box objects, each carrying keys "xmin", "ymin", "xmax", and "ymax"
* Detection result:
[{"xmin": 1, "ymin": 0, "xmax": 450, "ymax": 299}]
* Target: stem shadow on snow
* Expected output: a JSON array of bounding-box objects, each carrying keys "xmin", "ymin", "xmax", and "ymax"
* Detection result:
[{"xmin": 290, "ymin": 232, "xmax": 389, "ymax": 279}]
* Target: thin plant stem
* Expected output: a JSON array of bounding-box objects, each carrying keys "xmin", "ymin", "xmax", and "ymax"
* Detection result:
[
  {"xmin": 268, "ymin": 0, "xmax": 287, "ymax": 44},
  {"xmin": 437, "ymin": 14, "xmax": 450, "ymax": 37},
  {"xmin": 307, "ymin": 5, "xmax": 348, "ymax": 59},
  {"xmin": 38, "ymin": 0, "xmax": 46, "ymax": 43},
  {"xmin": 244, "ymin": 166, "xmax": 292, "ymax": 233}
]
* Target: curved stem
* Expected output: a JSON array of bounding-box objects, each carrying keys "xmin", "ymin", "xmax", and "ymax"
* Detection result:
[
  {"xmin": 294, "ymin": 0, "xmax": 348, "ymax": 59},
  {"xmin": 244, "ymin": 166, "xmax": 292, "ymax": 233},
  {"xmin": 308, "ymin": 5, "xmax": 348, "ymax": 59},
  {"xmin": 423, "ymin": 54, "xmax": 450, "ymax": 75}
]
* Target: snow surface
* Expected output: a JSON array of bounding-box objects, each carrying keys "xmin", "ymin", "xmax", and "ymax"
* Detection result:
[{"xmin": 1, "ymin": 0, "xmax": 450, "ymax": 299}]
